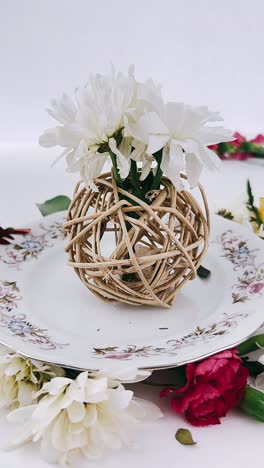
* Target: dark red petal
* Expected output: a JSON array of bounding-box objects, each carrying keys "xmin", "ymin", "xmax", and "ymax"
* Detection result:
[{"xmin": 185, "ymin": 410, "xmax": 221, "ymax": 427}]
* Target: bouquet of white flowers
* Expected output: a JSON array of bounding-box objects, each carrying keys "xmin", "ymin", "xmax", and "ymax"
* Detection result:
[
  {"xmin": 40, "ymin": 65, "xmax": 232, "ymax": 195},
  {"xmin": 40, "ymin": 66, "xmax": 232, "ymax": 308}
]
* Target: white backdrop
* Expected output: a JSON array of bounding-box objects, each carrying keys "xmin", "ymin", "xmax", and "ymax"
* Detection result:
[
  {"xmin": 0, "ymin": 2, "xmax": 264, "ymax": 468},
  {"xmin": 1, "ymin": 0, "xmax": 264, "ymax": 144}
]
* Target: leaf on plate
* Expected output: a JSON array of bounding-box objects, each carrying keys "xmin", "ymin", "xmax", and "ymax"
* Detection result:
[
  {"xmin": 36, "ymin": 195, "xmax": 71, "ymax": 217},
  {"xmin": 232, "ymin": 292, "xmax": 248, "ymax": 304},
  {"xmin": 175, "ymin": 428, "xmax": 197, "ymax": 445}
]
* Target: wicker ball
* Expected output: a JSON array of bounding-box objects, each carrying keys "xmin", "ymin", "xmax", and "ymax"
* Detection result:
[{"xmin": 64, "ymin": 172, "xmax": 210, "ymax": 308}]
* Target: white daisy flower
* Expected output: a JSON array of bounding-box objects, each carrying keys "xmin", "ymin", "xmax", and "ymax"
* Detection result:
[
  {"xmin": 39, "ymin": 67, "xmax": 166, "ymax": 191},
  {"xmin": 6, "ymin": 370, "xmax": 162, "ymax": 465},
  {"xmin": 127, "ymin": 102, "xmax": 233, "ymax": 190},
  {"xmin": 39, "ymin": 66, "xmax": 136, "ymax": 188}
]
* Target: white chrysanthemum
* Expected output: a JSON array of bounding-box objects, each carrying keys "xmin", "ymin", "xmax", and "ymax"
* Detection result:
[
  {"xmin": 127, "ymin": 102, "xmax": 233, "ymax": 190},
  {"xmin": 7, "ymin": 369, "xmax": 162, "ymax": 465},
  {"xmin": 0, "ymin": 347, "xmax": 64, "ymax": 409},
  {"xmin": 39, "ymin": 67, "xmax": 165, "ymax": 191},
  {"xmin": 39, "ymin": 66, "xmax": 136, "ymax": 189}
]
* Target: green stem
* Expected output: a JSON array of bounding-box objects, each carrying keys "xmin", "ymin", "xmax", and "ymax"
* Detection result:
[
  {"xmin": 109, "ymin": 151, "xmax": 123, "ymax": 188},
  {"xmin": 128, "ymin": 160, "xmax": 144, "ymax": 200},
  {"xmin": 239, "ymin": 386, "xmax": 264, "ymax": 422}
]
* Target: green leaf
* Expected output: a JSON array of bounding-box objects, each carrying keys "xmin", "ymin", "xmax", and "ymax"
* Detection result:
[
  {"xmin": 239, "ymin": 386, "xmax": 264, "ymax": 422},
  {"xmin": 175, "ymin": 428, "xmax": 197, "ymax": 445},
  {"xmin": 241, "ymin": 141, "xmax": 264, "ymax": 157},
  {"xmin": 242, "ymin": 358, "xmax": 264, "ymax": 377},
  {"xmin": 246, "ymin": 180, "xmax": 262, "ymax": 228},
  {"xmin": 237, "ymin": 334, "xmax": 264, "ymax": 356},
  {"xmin": 36, "ymin": 195, "xmax": 71, "ymax": 217},
  {"xmin": 218, "ymin": 142, "xmax": 233, "ymax": 154},
  {"xmin": 247, "ymin": 179, "xmax": 254, "ymax": 207}
]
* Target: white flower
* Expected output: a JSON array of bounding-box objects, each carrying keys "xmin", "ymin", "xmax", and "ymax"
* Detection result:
[
  {"xmin": 39, "ymin": 67, "xmax": 166, "ymax": 190},
  {"xmin": 39, "ymin": 66, "xmax": 136, "ymax": 189},
  {"xmin": 127, "ymin": 102, "xmax": 233, "ymax": 190},
  {"xmin": 66, "ymin": 140, "xmax": 109, "ymax": 192},
  {"xmin": 91, "ymin": 365, "xmax": 152, "ymax": 385},
  {"xmin": 255, "ymin": 372, "xmax": 264, "ymax": 391},
  {"xmin": 6, "ymin": 370, "xmax": 162, "ymax": 465},
  {"xmin": 258, "ymin": 352, "xmax": 264, "ymax": 366},
  {"xmin": 0, "ymin": 347, "xmax": 64, "ymax": 409}
]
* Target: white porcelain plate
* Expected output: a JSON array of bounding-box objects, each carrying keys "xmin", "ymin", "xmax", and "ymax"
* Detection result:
[{"xmin": 0, "ymin": 212, "xmax": 263, "ymax": 371}]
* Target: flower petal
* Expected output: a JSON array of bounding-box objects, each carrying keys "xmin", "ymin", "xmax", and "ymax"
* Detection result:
[
  {"xmin": 80, "ymin": 151, "xmax": 108, "ymax": 192},
  {"xmin": 255, "ymin": 372, "xmax": 264, "ymax": 391},
  {"xmin": 128, "ymin": 112, "xmax": 169, "ymax": 150},
  {"xmin": 96, "ymin": 366, "xmax": 152, "ymax": 384},
  {"xmin": 109, "ymin": 137, "xmax": 131, "ymax": 179},
  {"xmin": 17, "ymin": 381, "xmax": 36, "ymax": 407},
  {"xmin": 185, "ymin": 153, "xmax": 203, "ymax": 188},
  {"xmin": 39, "ymin": 128, "xmax": 58, "ymax": 148},
  {"xmin": 160, "ymin": 144, "xmax": 184, "ymax": 191},
  {"xmin": 67, "ymin": 401, "xmax": 86, "ymax": 423},
  {"xmin": 83, "ymin": 404, "xmax": 97, "ymax": 428}
]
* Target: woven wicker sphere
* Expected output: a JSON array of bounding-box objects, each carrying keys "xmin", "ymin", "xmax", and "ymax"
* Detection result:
[{"xmin": 64, "ymin": 172, "xmax": 210, "ymax": 308}]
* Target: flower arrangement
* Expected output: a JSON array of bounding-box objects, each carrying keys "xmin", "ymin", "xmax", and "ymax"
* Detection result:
[
  {"xmin": 3, "ymin": 64, "xmax": 261, "ymax": 463},
  {"xmin": 40, "ymin": 65, "xmax": 232, "ymax": 196},
  {"xmin": 1, "ymin": 201, "xmax": 264, "ymax": 462},
  {"xmin": 39, "ymin": 66, "xmax": 233, "ymax": 307}
]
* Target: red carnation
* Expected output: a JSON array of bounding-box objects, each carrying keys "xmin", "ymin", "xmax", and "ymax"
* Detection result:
[
  {"xmin": 250, "ymin": 134, "xmax": 264, "ymax": 145},
  {"xmin": 160, "ymin": 348, "xmax": 249, "ymax": 427}
]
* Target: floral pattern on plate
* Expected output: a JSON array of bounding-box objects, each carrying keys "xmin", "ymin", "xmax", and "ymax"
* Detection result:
[
  {"xmin": 220, "ymin": 230, "xmax": 264, "ymax": 303},
  {"xmin": 0, "ymin": 218, "xmax": 66, "ymax": 269},
  {"xmin": 0, "ymin": 280, "xmax": 68, "ymax": 350},
  {"xmin": 0, "ymin": 216, "xmax": 263, "ymax": 368},
  {"xmin": 93, "ymin": 312, "xmax": 249, "ymax": 360},
  {"xmin": 93, "ymin": 229, "xmax": 264, "ymax": 361}
]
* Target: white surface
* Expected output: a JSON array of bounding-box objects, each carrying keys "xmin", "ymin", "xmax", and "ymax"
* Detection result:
[
  {"xmin": 1, "ymin": 0, "xmax": 264, "ymax": 144},
  {"xmin": 0, "ymin": 0, "xmax": 264, "ymax": 466}
]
